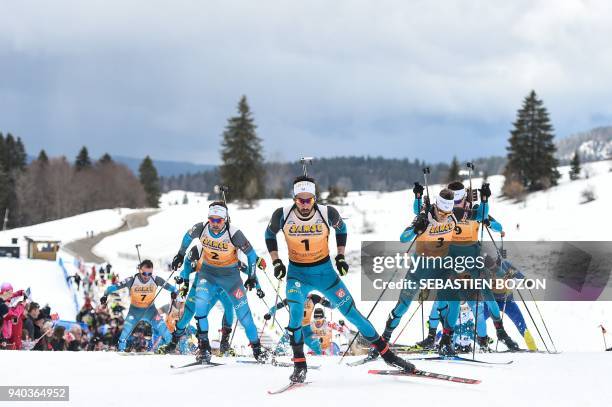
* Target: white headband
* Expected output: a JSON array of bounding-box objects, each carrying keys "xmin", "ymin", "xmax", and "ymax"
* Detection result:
[
  {"xmin": 453, "ymin": 189, "xmax": 466, "ymax": 203},
  {"xmin": 293, "ymin": 181, "xmax": 316, "ymax": 196},
  {"xmin": 208, "ymin": 205, "xmax": 227, "ymax": 219},
  {"xmin": 436, "ymin": 196, "xmax": 454, "ymax": 212}
]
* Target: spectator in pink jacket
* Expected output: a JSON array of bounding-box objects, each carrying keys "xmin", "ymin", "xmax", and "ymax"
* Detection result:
[{"xmin": 1, "ymin": 283, "xmax": 27, "ymax": 350}]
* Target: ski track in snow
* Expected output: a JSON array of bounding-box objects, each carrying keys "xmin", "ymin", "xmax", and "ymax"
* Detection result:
[{"xmin": 0, "ymin": 351, "xmax": 610, "ymax": 407}]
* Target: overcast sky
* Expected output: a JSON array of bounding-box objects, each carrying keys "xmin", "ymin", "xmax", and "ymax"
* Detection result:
[{"xmin": 1, "ymin": 0, "xmax": 612, "ymax": 164}]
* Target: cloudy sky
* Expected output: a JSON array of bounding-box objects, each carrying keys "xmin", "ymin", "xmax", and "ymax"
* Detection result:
[{"xmin": 1, "ymin": 0, "xmax": 612, "ymax": 164}]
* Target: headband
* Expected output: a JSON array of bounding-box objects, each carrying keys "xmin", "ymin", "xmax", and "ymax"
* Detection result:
[
  {"xmin": 293, "ymin": 181, "xmax": 316, "ymax": 196},
  {"xmin": 208, "ymin": 205, "xmax": 228, "ymax": 219},
  {"xmin": 436, "ymin": 195, "xmax": 455, "ymax": 212},
  {"xmin": 453, "ymin": 189, "xmax": 466, "ymax": 203}
]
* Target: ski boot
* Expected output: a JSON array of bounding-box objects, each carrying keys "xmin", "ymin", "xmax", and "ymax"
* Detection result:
[
  {"xmin": 251, "ymin": 340, "xmax": 269, "ymax": 363},
  {"xmin": 496, "ymin": 323, "xmax": 520, "ymax": 351},
  {"xmin": 290, "ymin": 364, "xmax": 308, "ymax": 383},
  {"xmin": 477, "ymin": 335, "xmax": 493, "ymax": 352},
  {"xmin": 438, "ymin": 331, "xmax": 456, "ymax": 356},
  {"xmin": 156, "ymin": 329, "xmax": 182, "ymax": 354},
  {"xmin": 373, "ymin": 337, "xmax": 415, "ymax": 372},
  {"xmin": 196, "ymin": 337, "xmax": 212, "ymax": 364},
  {"xmin": 416, "ymin": 328, "xmax": 437, "ymax": 350},
  {"xmin": 219, "ymin": 326, "xmax": 232, "ymax": 354},
  {"xmin": 290, "ymin": 343, "xmax": 308, "ymax": 383},
  {"xmin": 365, "ymin": 345, "xmax": 380, "ymax": 361}
]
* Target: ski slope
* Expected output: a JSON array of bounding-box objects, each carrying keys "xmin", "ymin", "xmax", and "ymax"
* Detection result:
[
  {"xmin": 2, "ymin": 161, "xmax": 611, "ymax": 351},
  {"xmin": 1, "ymin": 350, "xmax": 610, "ymax": 407},
  {"xmin": 87, "ymin": 160, "xmax": 612, "ymax": 352}
]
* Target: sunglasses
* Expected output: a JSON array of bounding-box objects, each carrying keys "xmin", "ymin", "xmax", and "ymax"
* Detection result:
[
  {"xmin": 295, "ymin": 197, "xmax": 315, "ymax": 205},
  {"xmin": 141, "ymin": 271, "xmax": 152, "ymax": 277},
  {"xmin": 208, "ymin": 217, "xmax": 225, "ymax": 224}
]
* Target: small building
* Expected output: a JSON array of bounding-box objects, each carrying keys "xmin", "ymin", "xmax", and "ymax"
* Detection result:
[
  {"xmin": 24, "ymin": 236, "xmax": 61, "ymax": 261},
  {"xmin": 0, "ymin": 237, "xmax": 20, "ymax": 258}
]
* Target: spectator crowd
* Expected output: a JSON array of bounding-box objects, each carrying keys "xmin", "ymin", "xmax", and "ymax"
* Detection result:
[{"xmin": 1, "ymin": 261, "xmax": 169, "ymax": 352}]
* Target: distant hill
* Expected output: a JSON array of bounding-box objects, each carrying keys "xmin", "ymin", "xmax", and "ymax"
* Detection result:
[
  {"xmin": 112, "ymin": 156, "xmax": 215, "ymax": 177},
  {"xmin": 556, "ymin": 126, "xmax": 612, "ymax": 163},
  {"xmin": 26, "ymin": 154, "xmax": 215, "ymax": 177}
]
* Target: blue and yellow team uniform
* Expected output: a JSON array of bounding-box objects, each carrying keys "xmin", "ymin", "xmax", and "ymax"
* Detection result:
[
  {"xmin": 104, "ymin": 273, "xmax": 176, "ymax": 351},
  {"xmin": 174, "ymin": 221, "xmax": 260, "ymax": 345},
  {"xmin": 382, "ymin": 206, "xmax": 460, "ymax": 340},
  {"xmin": 265, "ymin": 204, "xmax": 384, "ymax": 354}
]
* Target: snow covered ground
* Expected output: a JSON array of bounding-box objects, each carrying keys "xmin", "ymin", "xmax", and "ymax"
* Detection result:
[{"xmin": 1, "ymin": 350, "xmax": 610, "ymax": 407}]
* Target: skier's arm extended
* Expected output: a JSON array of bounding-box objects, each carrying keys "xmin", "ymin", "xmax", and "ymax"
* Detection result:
[
  {"xmin": 154, "ymin": 276, "xmax": 178, "ymax": 293},
  {"xmin": 265, "ymin": 208, "xmax": 284, "ymax": 261},
  {"xmin": 400, "ymin": 212, "xmax": 428, "ymax": 243},
  {"xmin": 471, "ymin": 202, "xmax": 490, "ymax": 223},
  {"xmin": 327, "ymin": 206, "xmax": 347, "ymax": 254},
  {"xmin": 177, "ymin": 222, "xmax": 205, "ymax": 256},
  {"xmin": 104, "ymin": 276, "xmax": 134, "ymax": 295},
  {"xmin": 486, "ymin": 215, "xmax": 503, "ymax": 233}
]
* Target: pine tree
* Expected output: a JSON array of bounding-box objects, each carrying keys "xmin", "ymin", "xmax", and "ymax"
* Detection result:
[
  {"xmin": 38, "ymin": 150, "xmax": 49, "ymax": 164},
  {"xmin": 219, "ymin": 96, "xmax": 265, "ymax": 204},
  {"xmin": 139, "ymin": 156, "xmax": 160, "ymax": 208},
  {"xmin": 99, "ymin": 153, "xmax": 113, "ymax": 165},
  {"xmin": 75, "ymin": 146, "xmax": 92, "ymax": 171},
  {"xmin": 447, "ymin": 156, "xmax": 460, "ymax": 183},
  {"xmin": 0, "ymin": 133, "xmax": 27, "ymax": 227},
  {"xmin": 503, "ymin": 90, "xmax": 560, "ymax": 194},
  {"xmin": 569, "ymin": 150, "xmax": 581, "ymax": 181}
]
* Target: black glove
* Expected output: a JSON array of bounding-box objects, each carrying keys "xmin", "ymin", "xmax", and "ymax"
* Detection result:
[
  {"xmin": 413, "ymin": 213, "xmax": 429, "ymax": 235},
  {"xmin": 244, "ymin": 276, "xmax": 257, "ymax": 291},
  {"xmin": 100, "ymin": 295, "xmax": 108, "ymax": 305},
  {"xmin": 483, "ymin": 218, "xmax": 491, "ymax": 227},
  {"xmin": 339, "ymin": 319, "xmax": 345, "ymax": 326},
  {"xmin": 273, "ymin": 259, "xmax": 286, "ymax": 280},
  {"xmin": 179, "ymin": 282, "xmax": 190, "ymax": 297},
  {"xmin": 413, "ymin": 182, "xmax": 424, "ymax": 199},
  {"xmin": 171, "ymin": 253, "xmax": 184, "ymax": 271},
  {"xmin": 264, "ymin": 313, "xmax": 272, "ymax": 321},
  {"xmin": 171, "ymin": 291, "xmax": 178, "ymax": 300},
  {"xmin": 174, "ymin": 276, "xmax": 184, "ymax": 284},
  {"xmin": 335, "ymin": 254, "xmax": 349, "ymax": 276},
  {"xmin": 256, "ymin": 288, "xmax": 265, "ymax": 299},
  {"xmin": 479, "ymin": 183, "xmax": 491, "ymax": 202}
]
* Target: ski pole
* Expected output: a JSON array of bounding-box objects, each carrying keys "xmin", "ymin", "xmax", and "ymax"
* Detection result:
[
  {"xmin": 338, "ymin": 237, "xmax": 418, "ymax": 364},
  {"xmin": 227, "ymin": 319, "xmax": 239, "ymax": 353},
  {"xmin": 392, "ymin": 301, "xmax": 422, "ymax": 346},
  {"xmin": 495, "ymin": 292, "xmax": 510, "ymax": 352},
  {"xmin": 135, "ymin": 244, "xmax": 142, "ymax": 263},
  {"xmin": 472, "ymin": 290, "xmax": 480, "ymax": 360},
  {"xmin": 482, "ymin": 224, "xmax": 551, "ymax": 352},
  {"xmin": 271, "ymin": 278, "xmax": 283, "ymax": 329},
  {"xmin": 421, "ymin": 298, "xmax": 425, "ymax": 341},
  {"xmin": 257, "ymin": 293, "xmax": 286, "ymax": 338},
  {"xmin": 529, "ymin": 289, "xmax": 557, "ymax": 353},
  {"xmin": 599, "ymin": 325, "xmax": 608, "ymax": 350},
  {"xmin": 515, "ymin": 288, "xmax": 550, "ymax": 353}
]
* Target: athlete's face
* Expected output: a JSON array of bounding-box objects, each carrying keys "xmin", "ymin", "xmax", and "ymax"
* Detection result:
[
  {"xmin": 140, "ymin": 266, "xmax": 153, "ymax": 282},
  {"xmin": 208, "ymin": 216, "xmax": 226, "ymax": 233},
  {"xmin": 434, "ymin": 206, "xmax": 452, "ymax": 222},
  {"xmin": 295, "ymin": 192, "xmax": 315, "ymax": 216}
]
